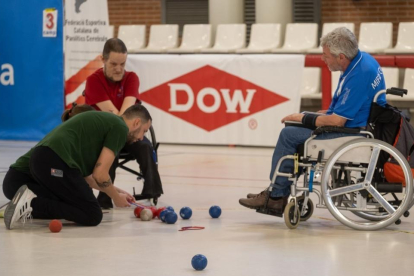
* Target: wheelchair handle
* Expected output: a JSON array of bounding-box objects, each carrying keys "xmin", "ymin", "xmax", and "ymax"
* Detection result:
[
  {"xmin": 387, "ymin": 87, "xmax": 407, "ymax": 96},
  {"xmin": 374, "ymin": 88, "xmax": 408, "ymax": 102}
]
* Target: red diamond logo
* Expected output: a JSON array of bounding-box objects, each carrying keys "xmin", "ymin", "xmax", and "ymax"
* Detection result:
[{"xmin": 140, "ymin": 65, "xmax": 289, "ymax": 131}]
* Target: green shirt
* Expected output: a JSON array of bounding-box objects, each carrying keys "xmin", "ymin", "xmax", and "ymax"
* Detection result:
[{"xmin": 11, "ymin": 111, "xmax": 128, "ymax": 177}]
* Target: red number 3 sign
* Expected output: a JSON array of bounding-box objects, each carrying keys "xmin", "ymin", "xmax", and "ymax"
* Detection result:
[
  {"xmin": 46, "ymin": 13, "xmax": 54, "ymax": 29},
  {"xmin": 43, "ymin": 8, "xmax": 57, "ymax": 37}
]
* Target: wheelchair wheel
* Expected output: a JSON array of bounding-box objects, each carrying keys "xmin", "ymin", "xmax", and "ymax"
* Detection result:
[
  {"xmin": 321, "ymin": 138, "xmax": 414, "ymax": 230},
  {"xmin": 344, "ymin": 195, "xmax": 386, "ymax": 221},
  {"xmin": 298, "ymin": 198, "xmax": 314, "ymax": 221},
  {"xmin": 327, "ymin": 169, "xmax": 388, "ymax": 222},
  {"xmin": 284, "ymin": 201, "xmax": 300, "ymax": 229}
]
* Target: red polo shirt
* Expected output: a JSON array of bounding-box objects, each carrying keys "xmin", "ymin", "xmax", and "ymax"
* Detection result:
[{"xmin": 84, "ymin": 68, "xmax": 140, "ymax": 111}]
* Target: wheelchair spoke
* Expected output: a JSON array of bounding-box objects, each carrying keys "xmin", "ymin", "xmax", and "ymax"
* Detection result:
[
  {"xmin": 328, "ymin": 183, "xmax": 365, "ymax": 198},
  {"xmin": 367, "ymin": 185, "xmax": 395, "ymax": 214},
  {"xmin": 364, "ymin": 146, "xmax": 380, "ymax": 184}
]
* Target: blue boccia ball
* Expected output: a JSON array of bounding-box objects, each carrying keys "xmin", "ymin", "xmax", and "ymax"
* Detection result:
[
  {"xmin": 191, "ymin": 254, "xmax": 208, "ymax": 271},
  {"xmin": 209, "ymin": 206, "xmax": 221, "ymax": 218},
  {"xmin": 166, "ymin": 206, "xmax": 175, "ymax": 212},
  {"xmin": 160, "ymin": 210, "xmax": 170, "ymax": 222},
  {"xmin": 180, "ymin": 207, "xmax": 192, "ymax": 219},
  {"xmin": 165, "ymin": 212, "xmax": 178, "ymax": 224}
]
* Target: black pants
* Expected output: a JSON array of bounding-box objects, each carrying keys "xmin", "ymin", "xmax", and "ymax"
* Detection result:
[
  {"xmin": 3, "ymin": 146, "xmax": 102, "ymax": 226},
  {"xmin": 104, "ymin": 137, "xmax": 163, "ymax": 197}
]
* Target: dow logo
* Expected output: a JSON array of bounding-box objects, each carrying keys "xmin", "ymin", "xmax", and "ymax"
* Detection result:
[
  {"xmin": 1, "ymin": 63, "xmax": 14, "ymax": 86},
  {"xmin": 140, "ymin": 65, "xmax": 289, "ymax": 131}
]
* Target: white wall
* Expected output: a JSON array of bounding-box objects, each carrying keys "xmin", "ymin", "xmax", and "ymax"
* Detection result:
[
  {"xmin": 209, "ymin": 0, "xmax": 244, "ymax": 34},
  {"xmin": 255, "ymin": 0, "xmax": 292, "ymax": 42}
]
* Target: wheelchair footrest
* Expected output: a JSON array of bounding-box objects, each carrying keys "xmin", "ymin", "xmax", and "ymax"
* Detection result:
[{"xmin": 256, "ymin": 207, "xmax": 283, "ymax": 218}]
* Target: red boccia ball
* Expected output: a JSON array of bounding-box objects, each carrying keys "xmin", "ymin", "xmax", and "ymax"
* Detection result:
[
  {"xmin": 134, "ymin": 206, "xmax": 143, "ymax": 218},
  {"xmin": 49, "ymin": 220, "xmax": 62, "ymax": 233},
  {"xmin": 149, "ymin": 206, "xmax": 157, "ymax": 217}
]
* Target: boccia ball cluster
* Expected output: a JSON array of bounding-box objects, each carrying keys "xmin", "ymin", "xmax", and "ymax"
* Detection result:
[
  {"xmin": 134, "ymin": 206, "xmax": 156, "ymax": 221},
  {"xmin": 133, "ymin": 204, "xmax": 222, "ymax": 226},
  {"xmin": 133, "ymin": 205, "xmax": 179, "ymax": 224}
]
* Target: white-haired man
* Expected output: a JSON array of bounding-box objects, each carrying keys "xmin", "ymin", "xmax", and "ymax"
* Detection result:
[{"xmin": 239, "ymin": 27, "xmax": 387, "ymax": 214}]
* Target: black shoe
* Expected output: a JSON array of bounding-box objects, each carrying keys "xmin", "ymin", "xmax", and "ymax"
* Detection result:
[{"xmin": 97, "ymin": 192, "xmax": 113, "ymax": 209}]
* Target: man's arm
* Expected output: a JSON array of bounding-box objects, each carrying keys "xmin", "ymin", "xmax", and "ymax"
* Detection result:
[
  {"xmin": 95, "ymin": 96, "xmax": 136, "ymax": 115},
  {"xmin": 96, "ymin": 100, "xmax": 120, "ymax": 114},
  {"xmin": 118, "ymin": 73, "xmax": 140, "ymax": 115},
  {"xmin": 92, "ymin": 147, "xmax": 130, "ymax": 207},
  {"xmin": 281, "ymin": 113, "xmax": 347, "ymax": 127},
  {"xmin": 118, "ymin": 96, "xmax": 138, "ymax": 115},
  {"xmin": 315, "ymin": 114, "xmax": 346, "ymax": 127},
  {"xmin": 84, "ymin": 175, "xmax": 136, "ymax": 203},
  {"xmin": 84, "ymin": 175, "xmax": 102, "ymax": 191}
]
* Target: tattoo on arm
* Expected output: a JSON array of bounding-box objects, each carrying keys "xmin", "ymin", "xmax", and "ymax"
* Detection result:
[
  {"xmin": 97, "ymin": 177, "xmax": 112, "ymax": 189},
  {"xmin": 95, "ymin": 162, "xmax": 102, "ymax": 168}
]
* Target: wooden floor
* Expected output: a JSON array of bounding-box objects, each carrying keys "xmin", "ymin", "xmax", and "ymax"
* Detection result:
[{"xmin": 1, "ymin": 140, "xmax": 413, "ymax": 276}]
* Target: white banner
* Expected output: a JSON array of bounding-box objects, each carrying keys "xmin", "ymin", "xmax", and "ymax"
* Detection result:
[
  {"xmin": 126, "ymin": 54, "xmax": 304, "ymax": 147},
  {"xmin": 64, "ymin": 0, "xmax": 109, "ymax": 106}
]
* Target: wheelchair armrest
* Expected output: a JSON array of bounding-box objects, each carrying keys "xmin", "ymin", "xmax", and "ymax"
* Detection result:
[
  {"xmin": 312, "ymin": 126, "xmax": 362, "ymax": 136},
  {"xmin": 284, "ymin": 121, "xmax": 316, "ymax": 130},
  {"xmin": 284, "ymin": 112, "xmax": 325, "ymax": 130}
]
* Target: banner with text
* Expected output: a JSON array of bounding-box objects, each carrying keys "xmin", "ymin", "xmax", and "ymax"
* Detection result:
[
  {"xmin": 0, "ymin": 0, "xmax": 64, "ymax": 141},
  {"xmin": 64, "ymin": 0, "xmax": 109, "ymax": 108},
  {"xmin": 126, "ymin": 54, "xmax": 304, "ymax": 146}
]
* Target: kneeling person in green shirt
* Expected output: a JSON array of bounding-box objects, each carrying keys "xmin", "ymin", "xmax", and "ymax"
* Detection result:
[{"xmin": 2, "ymin": 104, "xmax": 152, "ymax": 230}]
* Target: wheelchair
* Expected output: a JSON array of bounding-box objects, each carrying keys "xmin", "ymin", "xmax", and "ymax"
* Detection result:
[
  {"xmin": 118, "ymin": 124, "xmax": 161, "ymax": 205},
  {"xmin": 258, "ymin": 88, "xmax": 414, "ymax": 230}
]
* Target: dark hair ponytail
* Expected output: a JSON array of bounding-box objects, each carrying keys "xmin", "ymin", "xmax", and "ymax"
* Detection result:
[{"xmin": 61, "ymin": 103, "xmax": 95, "ymax": 122}]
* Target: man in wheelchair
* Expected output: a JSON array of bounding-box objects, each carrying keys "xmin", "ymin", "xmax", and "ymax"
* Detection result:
[
  {"xmin": 84, "ymin": 38, "xmax": 163, "ymax": 208},
  {"xmin": 239, "ymin": 27, "xmax": 387, "ymax": 215}
]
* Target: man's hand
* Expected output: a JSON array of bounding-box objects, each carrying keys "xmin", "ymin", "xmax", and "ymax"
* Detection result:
[
  {"xmin": 113, "ymin": 193, "xmax": 131, "ymax": 208},
  {"xmin": 281, "ymin": 113, "xmax": 305, "ymax": 123},
  {"xmin": 116, "ymin": 187, "xmax": 136, "ymax": 204}
]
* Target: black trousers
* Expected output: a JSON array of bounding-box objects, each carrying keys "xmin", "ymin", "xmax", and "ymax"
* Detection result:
[
  {"xmin": 3, "ymin": 146, "xmax": 102, "ymax": 226},
  {"xmin": 106, "ymin": 137, "xmax": 163, "ymax": 196}
]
